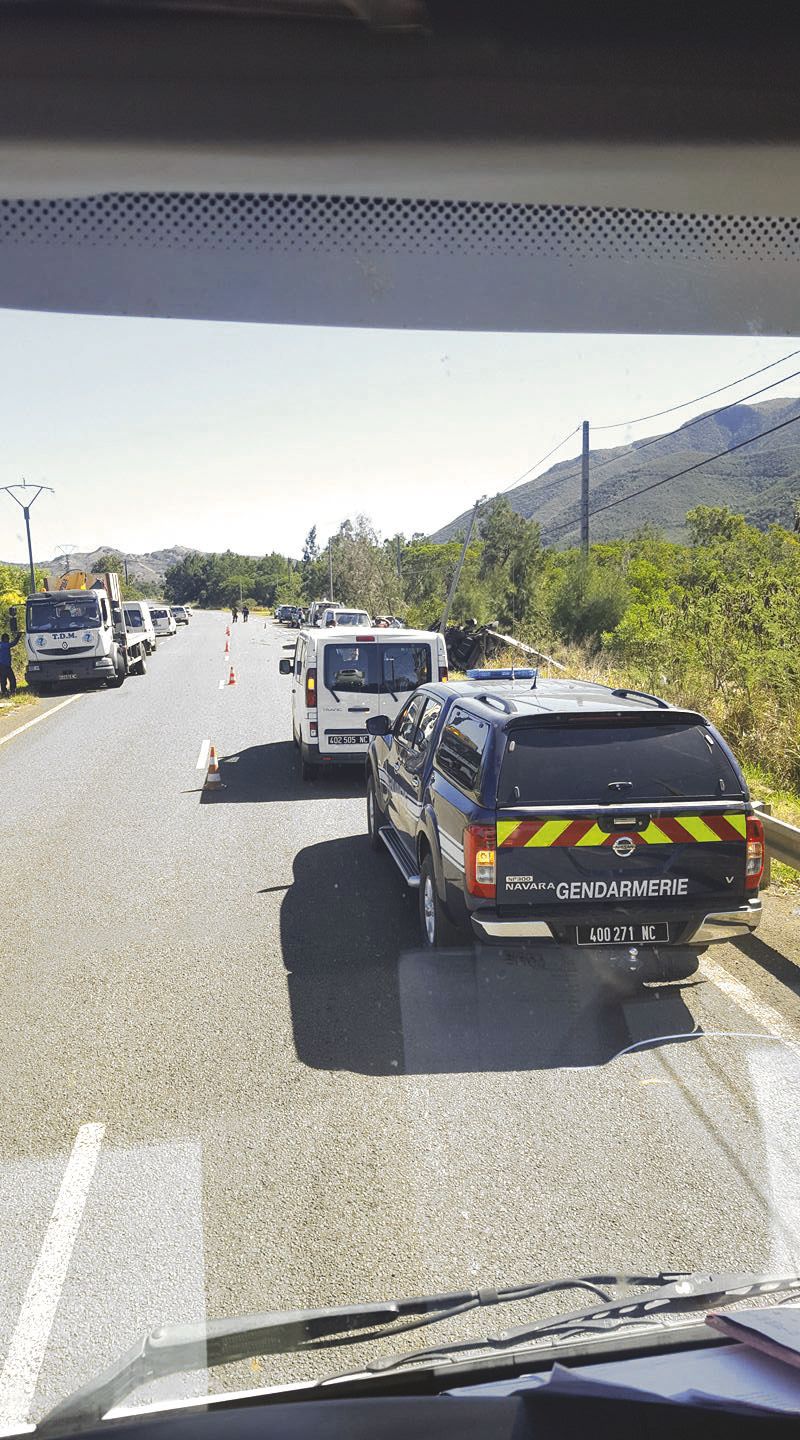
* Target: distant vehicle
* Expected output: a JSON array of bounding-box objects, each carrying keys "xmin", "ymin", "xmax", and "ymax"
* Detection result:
[
  {"xmin": 171, "ymin": 604, "xmax": 190, "ymax": 625},
  {"xmin": 124, "ymin": 600, "xmax": 157, "ymax": 654},
  {"xmin": 21, "ymin": 571, "xmax": 148, "ymax": 690},
  {"xmin": 149, "ymin": 605, "xmax": 177, "ymax": 636},
  {"xmin": 373, "ymin": 615, "xmax": 407, "ymax": 629},
  {"xmin": 275, "ymin": 605, "xmax": 291, "ymax": 621},
  {"xmin": 278, "ymin": 626, "xmax": 448, "ymax": 781},
  {"xmin": 308, "ymin": 598, "xmax": 341, "ymax": 627},
  {"xmin": 322, "ymin": 607, "xmax": 371, "ymax": 628},
  {"xmin": 365, "ymin": 672, "xmax": 764, "ymax": 974}
]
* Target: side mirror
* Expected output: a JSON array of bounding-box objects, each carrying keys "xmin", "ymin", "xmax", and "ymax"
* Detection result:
[
  {"xmin": 366, "ymin": 714, "xmax": 391, "ymax": 736},
  {"xmin": 278, "ymin": 657, "xmax": 293, "ymax": 675}
]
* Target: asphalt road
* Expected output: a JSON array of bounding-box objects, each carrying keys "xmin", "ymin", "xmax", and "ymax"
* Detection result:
[{"xmin": 2, "ymin": 612, "xmax": 800, "ymax": 1426}]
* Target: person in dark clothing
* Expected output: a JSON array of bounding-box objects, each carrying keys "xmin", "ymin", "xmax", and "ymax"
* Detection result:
[
  {"xmin": 0, "ymin": 631, "xmax": 18, "ymax": 696},
  {"xmin": 231, "ymin": 605, "xmax": 239, "ymax": 623},
  {"xmin": 242, "ymin": 605, "xmax": 250, "ymax": 623}
]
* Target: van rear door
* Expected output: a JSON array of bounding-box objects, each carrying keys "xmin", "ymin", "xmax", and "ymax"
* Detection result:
[
  {"xmin": 316, "ymin": 636, "xmax": 380, "ymax": 754},
  {"xmin": 378, "ymin": 639, "xmax": 435, "ymax": 722},
  {"xmin": 494, "ymin": 715, "xmax": 750, "ymax": 934}
]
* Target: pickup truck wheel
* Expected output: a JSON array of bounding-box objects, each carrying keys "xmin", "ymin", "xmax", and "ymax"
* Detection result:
[
  {"xmin": 419, "ymin": 855, "xmax": 461, "ymax": 949},
  {"xmin": 366, "ymin": 775, "xmax": 384, "ymax": 851},
  {"xmin": 134, "ymin": 654, "xmax": 147, "ymax": 676}
]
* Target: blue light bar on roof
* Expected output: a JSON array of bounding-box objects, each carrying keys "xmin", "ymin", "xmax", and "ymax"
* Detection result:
[{"xmin": 466, "ymin": 667, "xmax": 538, "ymax": 681}]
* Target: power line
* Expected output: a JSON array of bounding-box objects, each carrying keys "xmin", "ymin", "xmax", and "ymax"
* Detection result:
[
  {"xmin": 592, "ymin": 347, "xmax": 800, "ymax": 432},
  {"xmin": 500, "ymin": 425, "xmax": 580, "ymax": 495},
  {"xmin": 591, "ymin": 407, "xmax": 800, "ymax": 518}
]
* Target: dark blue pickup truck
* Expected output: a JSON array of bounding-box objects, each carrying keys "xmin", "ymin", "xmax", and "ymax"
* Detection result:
[{"xmin": 365, "ymin": 672, "xmax": 763, "ymax": 985}]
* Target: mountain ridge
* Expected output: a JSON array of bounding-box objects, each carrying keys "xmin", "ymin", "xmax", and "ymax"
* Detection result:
[{"xmin": 430, "ymin": 396, "xmax": 800, "ymax": 545}]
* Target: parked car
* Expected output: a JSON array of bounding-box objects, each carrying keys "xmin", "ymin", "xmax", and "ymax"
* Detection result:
[
  {"xmin": 123, "ymin": 600, "xmax": 157, "ymax": 654},
  {"xmin": 171, "ymin": 604, "xmax": 190, "ymax": 625},
  {"xmin": 278, "ymin": 626, "xmax": 449, "ymax": 781},
  {"xmin": 149, "ymin": 604, "xmax": 177, "ymax": 636},
  {"xmin": 322, "ymin": 607, "xmax": 371, "ymax": 628}
]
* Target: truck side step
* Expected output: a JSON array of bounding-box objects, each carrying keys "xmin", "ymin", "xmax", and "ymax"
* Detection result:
[{"xmin": 379, "ymin": 827, "xmax": 420, "ymax": 888}]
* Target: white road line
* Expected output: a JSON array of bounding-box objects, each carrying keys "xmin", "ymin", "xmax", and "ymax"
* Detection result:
[
  {"xmin": 195, "ymin": 739, "xmax": 210, "ymax": 772},
  {"xmin": 0, "ymin": 1124, "xmax": 105, "ymax": 1428},
  {"xmin": 0, "ymin": 695, "xmax": 83, "ymax": 751},
  {"xmin": 701, "ymin": 955, "xmax": 797, "ymax": 1040}
]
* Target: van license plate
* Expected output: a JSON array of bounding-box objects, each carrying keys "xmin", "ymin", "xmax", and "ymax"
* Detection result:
[
  {"xmin": 576, "ymin": 922, "xmax": 669, "ymax": 946},
  {"xmin": 327, "ymin": 733, "xmax": 369, "ymax": 747}
]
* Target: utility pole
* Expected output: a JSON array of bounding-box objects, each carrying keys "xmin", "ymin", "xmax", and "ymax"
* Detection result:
[
  {"xmin": 581, "ymin": 420, "xmax": 590, "ymax": 555},
  {"xmin": 124, "ymin": 557, "xmax": 129, "ymax": 585},
  {"xmin": 1, "ymin": 480, "xmax": 54, "ymax": 595},
  {"xmin": 56, "ymin": 543, "xmax": 77, "ymax": 576},
  {"xmin": 396, "ymin": 534, "xmax": 402, "ymax": 579},
  {"xmin": 438, "ymin": 497, "xmax": 484, "ymax": 633},
  {"xmin": 328, "ymin": 537, "xmax": 334, "ymax": 599}
]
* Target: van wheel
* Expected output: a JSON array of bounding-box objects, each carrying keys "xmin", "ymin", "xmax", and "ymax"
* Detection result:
[
  {"xmin": 367, "ymin": 775, "xmax": 384, "ymax": 850},
  {"xmin": 419, "ymin": 855, "xmax": 460, "ymax": 949},
  {"xmin": 301, "ymin": 757, "xmax": 318, "ymax": 783}
]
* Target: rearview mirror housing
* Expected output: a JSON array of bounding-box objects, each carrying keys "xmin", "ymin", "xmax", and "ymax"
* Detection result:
[
  {"xmin": 366, "ymin": 714, "xmax": 391, "ymax": 736},
  {"xmin": 278, "ymin": 657, "xmax": 293, "ymax": 675}
]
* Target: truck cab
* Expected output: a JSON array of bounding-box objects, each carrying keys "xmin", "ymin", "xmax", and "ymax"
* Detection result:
[{"xmin": 23, "ymin": 572, "xmax": 147, "ymax": 690}]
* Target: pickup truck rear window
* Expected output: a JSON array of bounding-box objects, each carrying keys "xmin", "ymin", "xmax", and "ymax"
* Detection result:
[{"xmin": 498, "ymin": 719, "xmax": 742, "ymax": 806}]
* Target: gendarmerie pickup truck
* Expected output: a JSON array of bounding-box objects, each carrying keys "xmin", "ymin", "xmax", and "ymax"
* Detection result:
[{"xmin": 364, "ymin": 670, "xmax": 763, "ymax": 986}]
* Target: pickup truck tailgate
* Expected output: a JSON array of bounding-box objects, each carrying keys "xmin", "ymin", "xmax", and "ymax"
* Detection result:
[{"xmin": 496, "ymin": 809, "xmax": 748, "ymax": 907}]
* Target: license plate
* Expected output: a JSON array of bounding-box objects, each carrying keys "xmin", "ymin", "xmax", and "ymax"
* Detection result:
[
  {"xmin": 327, "ymin": 733, "xmax": 369, "ymax": 747},
  {"xmin": 576, "ymin": 922, "xmax": 670, "ymax": 946}
]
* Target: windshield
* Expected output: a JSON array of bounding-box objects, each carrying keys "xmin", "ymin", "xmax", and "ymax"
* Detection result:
[
  {"xmin": 498, "ymin": 720, "xmax": 744, "ymax": 806},
  {"xmin": 3, "ymin": 303, "xmax": 800, "ymax": 1431},
  {"xmin": 26, "ymin": 596, "xmax": 101, "ymax": 631}
]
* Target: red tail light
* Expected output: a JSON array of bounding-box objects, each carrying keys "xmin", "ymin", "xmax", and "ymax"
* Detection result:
[
  {"xmin": 745, "ymin": 815, "xmax": 765, "ymax": 890},
  {"xmin": 305, "ymin": 667, "xmax": 317, "ymax": 708},
  {"xmin": 464, "ymin": 824, "xmax": 496, "ymax": 899}
]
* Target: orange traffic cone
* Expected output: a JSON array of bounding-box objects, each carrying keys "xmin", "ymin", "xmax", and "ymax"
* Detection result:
[
  {"xmin": 225, "ymin": 625, "xmax": 230, "ymax": 637},
  {"xmin": 228, "ymin": 666, "xmax": 237, "ymax": 686},
  {"xmin": 224, "ymin": 638, "xmax": 230, "ymax": 655},
  {"xmin": 204, "ymin": 745, "xmax": 224, "ymax": 790}
]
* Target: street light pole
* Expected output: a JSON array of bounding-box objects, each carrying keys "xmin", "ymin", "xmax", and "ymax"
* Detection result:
[{"xmin": 0, "ymin": 480, "xmax": 54, "ymax": 594}]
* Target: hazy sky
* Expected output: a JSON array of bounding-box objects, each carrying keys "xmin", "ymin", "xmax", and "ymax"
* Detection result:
[{"xmin": 1, "ymin": 308, "xmax": 799, "ymax": 565}]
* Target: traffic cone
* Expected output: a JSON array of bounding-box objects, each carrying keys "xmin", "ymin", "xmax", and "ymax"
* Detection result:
[
  {"xmin": 228, "ymin": 666, "xmax": 237, "ymax": 686},
  {"xmin": 224, "ymin": 638, "xmax": 230, "ymax": 655},
  {"xmin": 226, "ymin": 625, "xmax": 230, "ymax": 637},
  {"xmin": 204, "ymin": 745, "xmax": 224, "ymax": 790}
]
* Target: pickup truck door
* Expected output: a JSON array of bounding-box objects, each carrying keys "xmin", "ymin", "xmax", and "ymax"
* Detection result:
[
  {"xmin": 387, "ymin": 696, "xmax": 444, "ymax": 857},
  {"xmin": 384, "ymin": 694, "xmax": 427, "ymax": 851}
]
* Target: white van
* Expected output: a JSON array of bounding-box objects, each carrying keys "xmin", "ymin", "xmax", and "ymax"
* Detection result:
[
  {"xmin": 279, "ymin": 627, "xmax": 448, "ymax": 781},
  {"xmin": 123, "ymin": 600, "xmax": 157, "ymax": 653},
  {"xmin": 149, "ymin": 604, "xmax": 177, "ymax": 636}
]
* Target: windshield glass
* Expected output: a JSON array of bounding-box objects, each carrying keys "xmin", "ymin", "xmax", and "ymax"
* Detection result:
[
  {"xmin": 3, "ymin": 304, "xmax": 800, "ymax": 1429},
  {"xmin": 26, "ymin": 596, "xmax": 101, "ymax": 631},
  {"xmin": 498, "ymin": 720, "xmax": 743, "ymax": 806}
]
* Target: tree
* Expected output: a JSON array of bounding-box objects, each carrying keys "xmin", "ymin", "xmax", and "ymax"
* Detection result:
[
  {"xmin": 479, "ymin": 495, "xmax": 543, "ymax": 629},
  {"xmin": 92, "ymin": 552, "xmax": 124, "ymax": 574}
]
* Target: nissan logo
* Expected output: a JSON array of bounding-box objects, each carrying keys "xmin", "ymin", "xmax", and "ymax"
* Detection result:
[{"xmin": 612, "ymin": 835, "xmax": 636, "ymax": 858}]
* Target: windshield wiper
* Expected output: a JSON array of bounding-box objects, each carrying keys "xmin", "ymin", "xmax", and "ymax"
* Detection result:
[
  {"xmin": 339, "ymin": 1269, "xmax": 800, "ymax": 1380},
  {"xmin": 38, "ymin": 1272, "xmax": 666, "ymax": 1434}
]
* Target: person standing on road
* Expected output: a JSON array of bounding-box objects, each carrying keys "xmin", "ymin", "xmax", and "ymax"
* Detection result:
[
  {"xmin": 231, "ymin": 604, "xmax": 239, "ymax": 624},
  {"xmin": 242, "ymin": 604, "xmax": 250, "ymax": 623},
  {"xmin": 0, "ymin": 630, "xmax": 18, "ymax": 696}
]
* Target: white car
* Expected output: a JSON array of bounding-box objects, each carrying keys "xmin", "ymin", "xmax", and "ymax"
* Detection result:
[
  {"xmin": 279, "ymin": 626, "xmax": 449, "ymax": 781},
  {"xmin": 171, "ymin": 605, "xmax": 190, "ymax": 625},
  {"xmin": 322, "ymin": 607, "xmax": 371, "ymax": 628},
  {"xmin": 123, "ymin": 600, "xmax": 157, "ymax": 654},
  {"xmin": 149, "ymin": 604, "xmax": 177, "ymax": 636}
]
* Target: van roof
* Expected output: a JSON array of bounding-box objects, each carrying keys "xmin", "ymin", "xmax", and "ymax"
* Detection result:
[{"xmin": 300, "ymin": 626, "xmax": 441, "ymax": 642}]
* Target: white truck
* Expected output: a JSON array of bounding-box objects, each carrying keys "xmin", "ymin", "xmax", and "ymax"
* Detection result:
[{"xmin": 20, "ymin": 571, "xmax": 148, "ymax": 692}]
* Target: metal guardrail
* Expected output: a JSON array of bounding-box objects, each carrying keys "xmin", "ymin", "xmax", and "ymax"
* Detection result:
[{"xmin": 761, "ymin": 811, "xmax": 800, "ymax": 873}]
